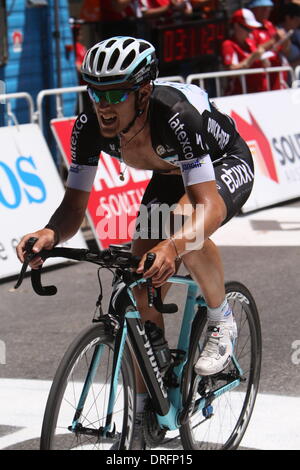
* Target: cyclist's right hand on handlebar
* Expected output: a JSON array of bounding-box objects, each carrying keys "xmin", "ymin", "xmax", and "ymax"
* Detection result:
[{"xmin": 16, "ymin": 228, "xmax": 57, "ymax": 268}]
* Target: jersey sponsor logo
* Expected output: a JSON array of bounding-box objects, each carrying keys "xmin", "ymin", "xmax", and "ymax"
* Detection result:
[
  {"xmin": 207, "ymin": 118, "xmax": 230, "ymax": 150},
  {"xmin": 156, "ymin": 145, "xmax": 166, "ymax": 156},
  {"xmin": 70, "ymin": 114, "xmax": 88, "ymax": 162},
  {"xmin": 69, "ymin": 163, "xmax": 81, "ymax": 174},
  {"xmin": 168, "ymin": 113, "xmax": 194, "ymax": 159},
  {"xmin": 181, "ymin": 158, "xmax": 205, "ymax": 172},
  {"xmin": 220, "ymin": 163, "xmax": 254, "ymax": 194},
  {"xmin": 196, "ymin": 133, "xmax": 207, "ymax": 151},
  {"xmin": 87, "ymin": 156, "xmax": 99, "ymax": 164}
]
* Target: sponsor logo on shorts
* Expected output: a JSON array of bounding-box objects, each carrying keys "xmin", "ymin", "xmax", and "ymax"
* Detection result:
[{"xmin": 220, "ymin": 163, "xmax": 254, "ymax": 194}]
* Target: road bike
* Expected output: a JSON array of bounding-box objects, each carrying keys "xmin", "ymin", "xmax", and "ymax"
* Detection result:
[{"xmin": 15, "ymin": 238, "xmax": 262, "ymax": 450}]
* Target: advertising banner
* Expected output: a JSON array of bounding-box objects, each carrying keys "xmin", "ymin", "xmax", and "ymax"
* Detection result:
[
  {"xmin": 214, "ymin": 88, "xmax": 300, "ymax": 212},
  {"xmin": 0, "ymin": 124, "xmax": 86, "ymax": 280},
  {"xmin": 51, "ymin": 117, "xmax": 152, "ymax": 248}
]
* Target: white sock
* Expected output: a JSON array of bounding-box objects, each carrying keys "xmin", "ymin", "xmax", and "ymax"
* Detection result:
[{"xmin": 207, "ymin": 298, "xmax": 232, "ymax": 323}]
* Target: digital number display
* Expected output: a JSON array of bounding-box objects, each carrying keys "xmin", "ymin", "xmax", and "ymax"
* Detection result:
[{"xmin": 156, "ymin": 19, "xmax": 227, "ymax": 64}]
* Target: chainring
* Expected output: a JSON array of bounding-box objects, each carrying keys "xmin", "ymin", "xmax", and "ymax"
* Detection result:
[{"xmin": 143, "ymin": 408, "xmax": 167, "ymax": 448}]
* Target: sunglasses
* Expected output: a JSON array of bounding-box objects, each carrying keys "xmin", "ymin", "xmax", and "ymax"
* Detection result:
[{"xmin": 87, "ymin": 86, "xmax": 139, "ymax": 104}]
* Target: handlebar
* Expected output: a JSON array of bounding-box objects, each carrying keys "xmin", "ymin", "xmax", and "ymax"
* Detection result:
[{"xmin": 15, "ymin": 238, "xmax": 178, "ymax": 314}]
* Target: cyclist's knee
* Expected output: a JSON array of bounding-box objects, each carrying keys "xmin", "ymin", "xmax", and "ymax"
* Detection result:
[{"xmin": 182, "ymin": 239, "xmax": 216, "ymax": 267}]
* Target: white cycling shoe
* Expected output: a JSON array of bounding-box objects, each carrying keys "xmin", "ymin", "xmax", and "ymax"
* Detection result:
[{"xmin": 195, "ymin": 319, "xmax": 237, "ymax": 376}]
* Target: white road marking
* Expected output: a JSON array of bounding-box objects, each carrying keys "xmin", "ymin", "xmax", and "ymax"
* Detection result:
[
  {"xmin": 211, "ymin": 206, "xmax": 300, "ymax": 246},
  {"xmin": 0, "ymin": 378, "xmax": 299, "ymax": 450}
]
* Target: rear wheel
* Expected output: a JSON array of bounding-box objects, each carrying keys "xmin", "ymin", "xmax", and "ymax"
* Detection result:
[
  {"xmin": 40, "ymin": 323, "xmax": 136, "ymax": 450},
  {"xmin": 180, "ymin": 281, "xmax": 262, "ymax": 450}
]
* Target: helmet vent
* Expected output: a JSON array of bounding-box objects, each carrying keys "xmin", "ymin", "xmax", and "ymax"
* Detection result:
[
  {"xmin": 96, "ymin": 51, "xmax": 106, "ymax": 73},
  {"xmin": 123, "ymin": 38, "xmax": 135, "ymax": 49},
  {"xmin": 121, "ymin": 50, "xmax": 136, "ymax": 70},
  {"xmin": 106, "ymin": 39, "xmax": 117, "ymax": 48},
  {"xmin": 89, "ymin": 48, "xmax": 98, "ymax": 69},
  {"xmin": 139, "ymin": 42, "xmax": 151, "ymax": 53},
  {"xmin": 107, "ymin": 49, "xmax": 120, "ymax": 71}
]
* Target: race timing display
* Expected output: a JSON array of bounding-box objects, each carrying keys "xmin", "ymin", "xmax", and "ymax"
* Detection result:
[{"xmin": 155, "ymin": 18, "xmax": 227, "ymax": 64}]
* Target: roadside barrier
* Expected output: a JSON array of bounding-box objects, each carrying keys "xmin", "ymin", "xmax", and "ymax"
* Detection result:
[
  {"xmin": 186, "ymin": 66, "xmax": 295, "ymax": 97},
  {"xmin": 0, "ymin": 92, "xmax": 35, "ymax": 126}
]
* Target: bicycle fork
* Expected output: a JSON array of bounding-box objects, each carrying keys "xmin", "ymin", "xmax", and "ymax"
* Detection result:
[{"xmin": 68, "ymin": 317, "xmax": 128, "ymax": 440}]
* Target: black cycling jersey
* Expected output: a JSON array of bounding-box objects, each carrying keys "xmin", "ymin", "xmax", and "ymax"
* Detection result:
[{"xmin": 67, "ymin": 82, "xmax": 242, "ymax": 192}]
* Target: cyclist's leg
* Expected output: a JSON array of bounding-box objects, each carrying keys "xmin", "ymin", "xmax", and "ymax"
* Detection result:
[
  {"xmin": 130, "ymin": 237, "xmax": 181, "ymax": 449},
  {"xmin": 131, "ymin": 173, "xmax": 185, "ymax": 402},
  {"xmin": 185, "ymin": 137, "xmax": 254, "ymax": 375},
  {"xmin": 131, "ymin": 237, "xmax": 181, "ymax": 391}
]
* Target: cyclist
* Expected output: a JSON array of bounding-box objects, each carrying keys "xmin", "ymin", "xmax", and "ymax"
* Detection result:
[{"xmin": 16, "ymin": 36, "xmax": 254, "ymax": 449}]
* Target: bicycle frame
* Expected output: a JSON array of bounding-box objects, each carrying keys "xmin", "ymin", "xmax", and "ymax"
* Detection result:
[
  {"xmin": 70, "ymin": 274, "xmax": 244, "ymax": 438},
  {"xmin": 15, "ymin": 242, "xmax": 255, "ymax": 449}
]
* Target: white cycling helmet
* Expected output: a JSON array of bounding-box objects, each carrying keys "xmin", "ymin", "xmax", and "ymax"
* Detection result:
[{"xmin": 81, "ymin": 36, "xmax": 158, "ymax": 86}]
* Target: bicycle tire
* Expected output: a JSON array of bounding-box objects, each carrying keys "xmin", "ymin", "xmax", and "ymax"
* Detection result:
[
  {"xmin": 180, "ymin": 281, "xmax": 262, "ymax": 450},
  {"xmin": 40, "ymin": 323, "xmax": 136, "ymax": 450}
]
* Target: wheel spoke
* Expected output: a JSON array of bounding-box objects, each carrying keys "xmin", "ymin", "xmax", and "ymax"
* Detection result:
[
  {"xmin": 180, "ymin": 282, "xmax": 261, "ymax": 450},
  {"xmin": 40, "ymin": 326, "xmax": 135, "ymax": 450}
]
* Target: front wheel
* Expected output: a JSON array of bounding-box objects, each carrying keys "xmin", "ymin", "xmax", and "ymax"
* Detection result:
[
  {"xmin": 40, "ymin": 323, "xmax": 136, "ymax": 450},
  {"xmin": 180, "ymin": 281, "xmax": 262, "ymax": 450}
]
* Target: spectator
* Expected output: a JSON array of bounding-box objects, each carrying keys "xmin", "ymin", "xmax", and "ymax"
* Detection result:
[
  {"xmin": 170, "ymin": 0, "xmax": 193, "ymax": 15},
  {"xmin": 221, "ymin": 9, "xmax": 270, "ymax": 95},
  {"xmin": 137, "ymin": 0, "xmax": 172, "ymax": 38},
  {"xmin": 190, "ymin": 0, "xmax": 218, "ymax": 18},
  {"xmin": 80, "ymin": 1, "xmax": 139, "ymax": 38},
  {"xmin": 80, "ymin": 0, "xmax": 101, "ymax": 22},
  {"xmin": 277, "ymin": 2, "xmax": 300, "ymax": 67},
  {"xmin": 140, "ymin": 0, "xmax": 171, "ymax": 18},
  {"xmin": 247, "ymin": 0, "xmax": 291, "ymax": 89}
]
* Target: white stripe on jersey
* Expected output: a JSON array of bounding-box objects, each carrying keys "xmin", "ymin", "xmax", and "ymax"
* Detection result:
[
  {"xmin": 66, "ymin": 163, "xmax": 97, "ymax": 192},
  {"xmin": 154, "ymin": 81, "xmax": 211, "ymax": 114},
  {"xmin": 177, "ymin": 154, "xmax": 215, "ymax": 187}
]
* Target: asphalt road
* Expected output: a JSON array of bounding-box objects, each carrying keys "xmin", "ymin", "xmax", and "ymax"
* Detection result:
[{"xmin": 0, "ymin": 198, "xmax": 300, "ymax": 450}]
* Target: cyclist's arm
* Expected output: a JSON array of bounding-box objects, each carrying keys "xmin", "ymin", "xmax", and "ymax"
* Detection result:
[
  {"xmin": 138, "ymin": 87, "xmax": 232, "ymax": 282},
  {"xmin": 16, "ymin": 112, "xmax": 100, "ymax": 265},
  {"xmin": 45, "ymin": 186, "xmax": 91, "ymax": 244},
  {"xmin": 16, "ymin": 187, "xmax": 90, "ymax": 264}
]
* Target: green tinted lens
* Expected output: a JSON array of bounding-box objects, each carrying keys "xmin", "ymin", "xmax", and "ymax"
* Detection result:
[
  {"xmin": 106, "ymin": 90, "xmax": 129, "ymax": 104},
  {"xmin": 88, "ymin": 88, "xmax": 131, "ymax": 104}
]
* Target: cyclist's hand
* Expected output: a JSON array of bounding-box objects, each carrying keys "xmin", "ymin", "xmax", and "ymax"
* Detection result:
[
  {"xmin": 136, "ymin": 241, "xmax": 177, "ymax": 287},
  {"xmin": 16, "ymin": 229, "xmax": 57, "ymax": 268}
]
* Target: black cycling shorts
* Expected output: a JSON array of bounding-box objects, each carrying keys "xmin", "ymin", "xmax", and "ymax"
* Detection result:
[{"xmin": 135, "ymin": 136, "xmax": 254, "ymax": 240}]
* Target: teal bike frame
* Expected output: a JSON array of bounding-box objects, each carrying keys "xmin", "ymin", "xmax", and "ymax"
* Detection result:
[{"xmin": 88, "ymin": 273, "xmax": 245, "ymax": 437}]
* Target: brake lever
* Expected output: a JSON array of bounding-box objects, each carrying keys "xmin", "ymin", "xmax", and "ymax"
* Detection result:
[
  {"xmin": 14, "ymin": 237, "xmax": 39, "ymax": 289},
  {"xmin": 14, "ymin": 237, "xmax": 57, "ymax": 295},
  {"xmin": 144, "ymin": 253, "xmax": 156, "ymax": 308}
]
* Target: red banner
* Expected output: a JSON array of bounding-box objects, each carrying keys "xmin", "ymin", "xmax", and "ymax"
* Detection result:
[{"xmin": 51, "ymin": 117, "xmax": 151, "ymax": 248}]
